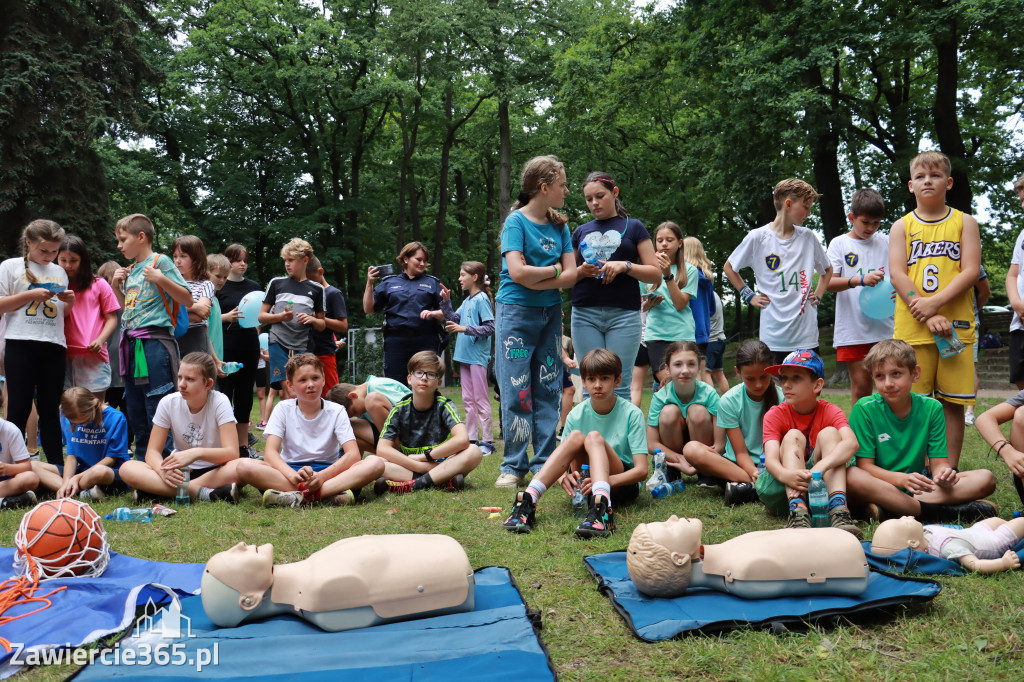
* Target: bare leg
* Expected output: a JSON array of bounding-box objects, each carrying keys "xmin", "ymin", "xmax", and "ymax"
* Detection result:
[
  {"xmin": 711, "ymin": 369, "xmax": 729, "ymax": 395},
  {"xmin": 814, "ymin": 427, "xmax": 848, "ymax": 496},
  {"xmin": 0, "ymin": 472, "xmax": 39, "ymax": 496},
  {"xmin": 846, "ymin": 466, "xmax": 922, "ymax": 516},
  {"xmin": 119, "ymin": 460, "xmax": 177, "ymax": 498},
  {"xmin": 425, "ymin": 445, "xmax": 483, "ymax": 485},
  {"xmin": 942, "ymin": 400, "xmax": 966, "ymax": 469},
  {"xmin": 781, "ymin": 429, "xmax": 808, "ymax": 500},
  {"xmin": 348, "ymin": 418, "xmax": 377, "ymax": 455},
  {"xmin": 848, "ymin": 361, "xmax": 873, "ymax": 405},
  {"xmin": 683, "ymin": 442, "xmax": 749, "ymax": 482},
  {"xmin": 916, "ymin": 469, "xmax": 996, "ymax": 504},
  {"xmin": 31, "ymin": 461, "xmax": 64, "ymax": 492},
  {"xmin": 657, "ymin": 405, "xmax": 696, "ymax": 475},
  {"xmin": 319, "ymin": 456, "xmax": 386, "ymax": 497},
  {"xmin": 236, "ymin": 459, "xmax": 296, "ymax": 492},
  {"xmin": 630, "ymin": 365, "xmax": 648, "ymax": 407},
  {"xmin": 559, "ymin": 386, "xmax": 573, "ymax": 430},
  {"xmin": 531, "ymin": 430, "xmax": 587, "ymax": 489}
]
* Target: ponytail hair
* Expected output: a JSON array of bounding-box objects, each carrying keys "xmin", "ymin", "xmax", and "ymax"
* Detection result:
[
  {"xmin": 683, "ymin": 236, "xmax": 714, "ymax": 279},
  {"xmin": 582, "ymin": 172, "xmax": 628, "ymax": 218},
  {"xmin": 21, "ymin": 219, "xmax": 66, "ymax": 284},
  {"xmin": 59, "ymin": 235, "xmax": 95, "ymax": 292},
  {"xmin": 509, "ymin": 155, "xmax": 569, "ymax": 227},
  {"xmin": 662, "ymin": 340, "xmax": 703, "ymax": 373},
  {"xmin": 734, "ymin": 339, "xmax": 779, "ymax": 420},
  {"xmin": 460, "ymin": 261, "xmax": 493, "ymax": 308},
  {"xmin": 61, "ymin": 387, "xmax": 104, "ymax": 428},
  {"xmin": 180, "ymin": 352, "xmax": 218, "ymax": 384}
]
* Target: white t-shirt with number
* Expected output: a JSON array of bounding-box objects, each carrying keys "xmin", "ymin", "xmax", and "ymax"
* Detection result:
[
  {"xmin": 264, "ymin": 399, "xmax": 356, "ymax": 464},
  {"xmin": 153, "ymin": 390, "xmax": 236, "ymax": 471},
  {"xmin": 827, "ymin": 232, "xmax": 893, "ymax": 347},
  {"xmin": 727, "ymin": 224, "xmax": 830, "ymax": 352},
  {"xmin": 0, "ymin": 258, "xmax": 69, "ymax": 346},
  {"xmin": 1011, "ymin": 229, "xmax": 1024, "ymax": 333}
]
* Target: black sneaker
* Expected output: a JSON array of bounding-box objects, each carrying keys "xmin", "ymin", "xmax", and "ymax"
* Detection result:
[
  {"xmin": 829, "ymin": 506, "xmax": 863, "ymax": 539},
  {"xmin": 442, "ymin": 474, "xmax": 465, "ymax": 491},
  {"xmin": 724, "ymin": 481, "xmax": 757, "ymax": 506},
  {"xmin": 208, "ymin": 482, "xmax": 239, "ymax": 504},
  {"xmin": 0, "ymin": 491, "xmax": 37, "ymax": 509},
  {"xmin": 936, "ymin": 499, "xmax": 999, "ymax": 524},
  {"xmin": 248, "ymin": 432, "xmax": 258, "ymax": 447},
  {"xmin": 786, "ymin": 506, "xmax": 812, "ymax": 529},
  {"xmin": 575, "ymin": 495, "xmax": 614, "ymax": 539},
  {"xmin": 503, "ymin": 491, "xmax": 536, "ymax": 533},
  {"xmin": 697, "ymin": 475, "xmax": 724, "ymax": 489}
]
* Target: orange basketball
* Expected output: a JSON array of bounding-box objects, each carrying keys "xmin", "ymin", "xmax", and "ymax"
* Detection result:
[{"xmin": 16, "ymin": 499, "xmax": 107, "ymax": 577}]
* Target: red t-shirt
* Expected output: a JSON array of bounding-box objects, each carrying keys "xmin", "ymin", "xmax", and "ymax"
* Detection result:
[{"xmin": 762, "ymin": 400, "xmax": 848, "ymax": 462}]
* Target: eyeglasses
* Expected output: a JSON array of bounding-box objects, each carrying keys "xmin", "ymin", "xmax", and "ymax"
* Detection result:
[{"xmin": 412, "ymin": 370, "xmax": 439, "ymax": 380}]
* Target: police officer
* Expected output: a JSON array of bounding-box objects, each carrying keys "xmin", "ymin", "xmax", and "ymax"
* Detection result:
[{"xmin": 362, "ymin": 241, "xmax": 446, "ymax": 385}]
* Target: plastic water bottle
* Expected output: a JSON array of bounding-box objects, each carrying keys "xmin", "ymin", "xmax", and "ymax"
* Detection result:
[
  {"xmin": 106, "ymin": 507, "xmax": 153, "ymax": 523},
  {"xmin": 646, "ymin": 449, "xmax": 674, "ymax": 499},
  {"xmin": 757, "ymin": 455, "xmax": 766, "ymax": 476},
  {"xmin": 1013, "ymin": 511, "xmax": 1023, "ymax": 519},
  {"xmin": 580, "ymin": 242, "xmax": 604, "ymax": 279},
  {"xmin": 222, "ymin": 361, "xmax": 244, "ymax": 375},
  {"xmin": 572, "ymin": 464, "xmax": 590, "ymax": 519},
  {"xmin": 808, "ymin": 471, "xmax": 828, "ymax": 527},
  {"xmin": 175, "ymin": 468, "xmax": 191, "ymax": 507}
]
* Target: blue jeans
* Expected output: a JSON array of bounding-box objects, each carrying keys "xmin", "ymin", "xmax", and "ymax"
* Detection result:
[
  {"xmin": 570, "ymin": 306, "xmax": 641, "ymax": 400},
  {"xmin": 495, "ymin": 302, "xmax": 562, "ymax": 476},
  {"xmin": 123, "ymin": 337, "xmax": 176, "ymax": 458}
]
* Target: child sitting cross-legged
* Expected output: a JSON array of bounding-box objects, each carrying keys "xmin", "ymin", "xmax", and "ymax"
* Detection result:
[
  {"xmin": 754, "ymin": 349, "xmax": 863, "ymax": 538},
  {"xmin": 847, "ymin": 339, "xmax": 996, "ymax": 523},
  {"xmin": 238, "ymin": 353, "xmax": 385, "ymax": 507},
  {"xmin": 373, "ymin": 351, "xmax": 482, "ymax": 495},
  {"xmin": 504, "ymin": 348, "xmax": 649, "ymax": 538},
  {"xmin": 0, "ymin": 390, "xmax": 39, "ymax": 509}
]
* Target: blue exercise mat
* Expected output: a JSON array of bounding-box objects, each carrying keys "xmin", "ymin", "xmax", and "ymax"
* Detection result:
[
  {"xmin": 0, "ymin": 548, "xmax": 203, "ymax": 679},
  {"xmin": 862, "ymin": 534, "xmax": 1024, "ymax": 576},
  {"xmin": 73, "ymin": 566, "xmax": 555, "ymax": 681},
  {"xmin": 584, "ymin": 551, "xmax": 941, "ymax": 642}
]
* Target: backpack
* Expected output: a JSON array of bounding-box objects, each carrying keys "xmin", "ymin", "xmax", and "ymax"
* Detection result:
[
  {"xmin": 150, "ymin": 255, "xmax": 190, "ymax": 338},
  {"xmin": 980, "ymin": 332, "xmax": 1002, "ymax": 349}
]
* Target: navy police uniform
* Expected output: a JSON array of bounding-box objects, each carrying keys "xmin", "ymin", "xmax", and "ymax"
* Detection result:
[{"xmin": 372, "ymin": 273, "xmax": 446, "ymax": 384}]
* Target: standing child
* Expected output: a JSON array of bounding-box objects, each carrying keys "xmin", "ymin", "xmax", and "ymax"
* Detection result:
[
  {"xmin": 305, "ymin": 256, "xmax": 348, "ymax": 393},
  {"xmin": 683, "ymin": 340, "xmax": 783, "ymax": 505},
  {"xmin": 0, "ymin": 220, "xmax": 76, "ymax": 465},
  {"xmin": 642, "ymin": 222, "xmax": 697, "ymax": 385},
  {"xmin": 754, "ymin": 350, "xmax": 861, "ymax": 537},
  {"xmin": 725, "ymin": 179, "xmax": 832, "ymax": 363},
  {"xmin": 60, "ymin": 236, "xmax": 120, "ymax": 401},
  {"xmin": 1004, "ymin": 172, "xmax": 1024, "ymax": 390},
  {"xmin": 217, "ymin": 244, "xmax": 263, "ymax": 444},
  {"xmin": 172, "ymin": 235, "xmax": 215, "ymax": 357},
  {"xmin": 826, "ymin": 188, "xmax": 891, "ymax": 404},
  {"xmin": 0, "ymin": 391, "xmax": 39, "ymax": 509},
  {"xmin": 704, "ymin": 291, "xmax": 729, "ymax": 394},
  {"xmin": 683, "ymin": 237, "xmax": 715, "ymax": 357},
  {"xmin": 889, "ymin": 151, "xmax": 981, "ymax": 469},
  {"xmin": 32, "ymin": 387, "xmax": 130, "ymax": 500},
  {"xmin": 237, "ymin": 354, "xmax": 384, "ymax": 507},
  {"xmin": 646, "ymin": 341, "xmax": 720, "ymax": 478},
  {"xmin": 494, "ymin": 155, "xmax": 576, "ymax": 487},
  {"xmin": 326, "ymin": 376, "xmax": 411, "ymax": 455},
  {"xmin": 119, "ymin": 352, "xmax": 240, "ymax": 503},
  {"xmin": 206, "ymin": 254, "xmax": 229, "ymax": 363}
]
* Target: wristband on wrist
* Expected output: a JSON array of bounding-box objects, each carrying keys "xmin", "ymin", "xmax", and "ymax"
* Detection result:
[
  {"xmin": 849, "ymin": 276, "xmax": 855, "ymax": 288},
  {"xmin": 997, "ymin": 440, "xmax": 1011, "ymax": 457},
  {"xmin": 860, "ymin": 275, "xmax": 865, "ymax": 286},
  {"xmin": 553, "ymin": 264, "xmax": 561, "ymax": 279},
  {"xmin": 424, "ymin": 448, "xmax": 435, "ymax": 462},
  {"xmin": 739, "ymin": 285, "xmax": 755, "ymax": 304}
]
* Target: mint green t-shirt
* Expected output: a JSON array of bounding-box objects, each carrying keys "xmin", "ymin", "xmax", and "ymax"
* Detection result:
[
  {"xmin": 208, "ymin": 296, "xmax": 224, "ymax": 358},
  {"xmin": 643, "ymin": 262, "xmax": 699, "ymax": 342},
  {"xmin": 716, "ymin": 382, "xmax": 785, "ymax": 462},
  {"xmin": 647, "ymin": 379, "xmax": 720, "ymax": 427},
  {"xmin": 122, "ymin": 254, "xmax": 188, "ymax": 331},
  {"xmin": 366, "ymin": 375, "xmax": 412, "ymax": 406},
  {"xmin": 563, "ymin": 397, "xmax": 647, "ymax": 468},
  {"xmin": 849, "ymin": 393, "xmax": 947, "ymax": 472}
]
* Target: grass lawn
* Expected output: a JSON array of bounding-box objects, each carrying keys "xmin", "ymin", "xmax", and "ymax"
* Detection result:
[{"xmin": 4, "ymin": 383, "xmax": 1024, "ymax": 680}]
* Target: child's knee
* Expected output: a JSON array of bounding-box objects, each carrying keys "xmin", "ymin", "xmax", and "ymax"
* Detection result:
[
  {"xmin": 781, "ymin": 428, "xmax": 806, "ymax": 448},
  {"xmin": 815, "ymin": 426, "xmax": 840, "ymax": 449},
  {"xmin": 363, "ymin": 455, "xmax": 387, "ymax": 477},
  {"xmin": 564, "ymin": 429, "xmax": 586, "ymax": 449},
  {"xmin": 686, "ymin": 404, "xmax": 711, "ymax": 427},
  {"xmin": 1013, "ymin": 406, "xmax": 1024, "ymax": 431},
  {"xmin": 584, "ymin": 431, "xmax": 607, "ymax": 448},
  {"xmin": 660, "ymin": 404, "xmax": 683, "ymax": 426},
  {"xmin": 16, "ymin": 471, "xmax": 39, "ymax": 491},
  {"xmin": 236, "ymin": 458, "xmax": 260, "ymax": 480}
]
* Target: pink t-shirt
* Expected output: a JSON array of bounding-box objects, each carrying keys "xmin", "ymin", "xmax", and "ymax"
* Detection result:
[
  {"xmin": 66, "ymin": 277, "xmax": 121, "ymax": 360},
  {"xmin": 762, "ymin": 400, "xmax": 848, "ymax": 462}
]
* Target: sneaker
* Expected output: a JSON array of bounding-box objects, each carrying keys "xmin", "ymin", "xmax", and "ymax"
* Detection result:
[
  {"xmin": 246, "ymin": 446, "xmax": 262, "ymax": 459},
  {"xmin": 132, "ymin": 488, "xmax": 157, "ymax": 504},
  {"xmin": 330, "ymin": 490, "xmax": 356, "ymax": 506},
  {"xmin": 479, "ymin": 441, "xmax": 495, "ymax": 456},
  {"xmin": 208, "ymin": 482, "xmax": 239, "ymax": 504},
  {"xmin": 786, "ymin": 506, "xmax": 812, "ymax": 529},
  {"xmin": 0, "ymin": 491, "xmax": 37, "ymax": 510},
  {"xmin": 938, "ymin": 499, "xmax": 999, "ymax": 524},
  {"xmin": 697, "ymin": 475, "xmax": 724, "ymax": 489},
  {"xmin": 503, "ymin": 491, "xmax": 536, "ymax": 533},
  {"xmin": 248, "ymin": 432, "xmax": 258, "ymax": 446},
  {"xmin": 262, "ymin": 489, "xmax": 303, "ymax": 508},
  {"xmin": 373, "ymin": 478, "xmax": 415, "ymax": 495},
  {"xmin": 964, "ymin": 411, "xmax": 975, "ymax": 426},
  {"xmin": 495, "ymin": 472, "xmax": 526, "ymax": 488},
  {"xmin": 442, "ymin": 474, "xmax": 465, "ymax": 491},
  {"xmin": 829, "ymin": 506, "xmax": 863, "ymax": 539},
  {"xmin": 256, "ymin": 421, "xmax": 267, "ymax": 431},
  {"xmin": 724, "ymin": 481, "xmax": 757, "ymax": 506},
  {"xmin": 79, "ymin": 486, "xmax": 107, "ymax": 502},
  {"xmin": 575, "ymin": 495, "xmax": 615, "ymax": 539}
]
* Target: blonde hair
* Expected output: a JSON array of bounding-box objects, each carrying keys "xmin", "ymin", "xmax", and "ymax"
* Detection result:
[
  {"xmin": 61, "ymin": 387, "xmax": 104, "ymax": 428},
  {"xmin": 207, "ymin": 253, "xmax": 230, "ymax": 273},
  {"xmin": 280, "ymin": 238, "xmax": 313, "ymax": 261},
  {"xmin": 408, "ymin": 350, "xmax": 444, "ymax": 375},
  {"xmin": 510, "ymin": 155, "xmax": 568, "ymax": 227},
  {"xmin": 863, "ymin": 339, "xmax": 917, "ymax": 373},
  {"xmin": 21, "ymin": 219, "xmax": 66, "ymax": 284},
  {"xmin": 772, "ymin": 179, "xmax": 820, "ymax": 212},
  {"xmin": 180, "ymin": 352, "xmax": 218, "ymax": 383},
  {"xmin": 910, "ymin": 151, "xmax": 951, "ymax": 177},
  {"xmin": 115, "ymin": 214, "xmax": 154, "ymax": 243},
  {"xmin": 683, "ymin": 237, "xmax": 714, "ymax": 279}
]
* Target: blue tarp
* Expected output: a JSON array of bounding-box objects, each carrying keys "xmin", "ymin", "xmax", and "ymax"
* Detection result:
[
  {"xmin": 862, "ymin": 536, "xmax": 1024, "ymax": 576},
  {"xmin": 74, "ymin": 566, "xmax": 554, "ymax": 681},
  {"xmin": 584, "ymin": 551, "xmax": 941, "ymax": 642}
]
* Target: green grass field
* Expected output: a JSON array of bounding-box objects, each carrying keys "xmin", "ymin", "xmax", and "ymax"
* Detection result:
[{"xmin": 4, "ymin": 384, "xmax": 1023, "ymax": 680}]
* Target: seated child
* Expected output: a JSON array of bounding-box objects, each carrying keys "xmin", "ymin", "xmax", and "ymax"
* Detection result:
[
  {"xmin": 847, "ymin": 340, "xmax": 996, "ymax": 522},
  {"xmin": 646, "ymin": 341, "xmax": 720, "ymax": 478},
  {"xmin": 504, "ymin": 348, "xmax": 649, "ymax": 538},
  {"xmin": 683, "ymin": 340, "xmax": 783, "ymax": 505},
  {"xmin": 872, "ymin": 516, "xmax": 1022, "ymax": 574},
  {"xmin": 32, "ymin": 387, "xmax": 130, "ymax": 500},
  {"xmin": 374, "ymin": 351, "xmax": 482, "ymax": 494},
  {"xmin": 238, "ymin": 354, "xmax": 384, "ymax": 507},
  {"xmin": 754, "ymin": 350, "xmax": 862, "ymax": 538},
  {"xmin": 325, "ymin": 375, "xmax": 411, "ymax": 454},
  {"xmin": 975, "ymin": 386, "xmax": 1024, "ymax": 508},
  {"xmin": 0, "ymin": 390, "xmax": 39, "ymax": 509},
  {"xmin": 119, "ymin": 352, "xmax": 241, "ymax": 503}
]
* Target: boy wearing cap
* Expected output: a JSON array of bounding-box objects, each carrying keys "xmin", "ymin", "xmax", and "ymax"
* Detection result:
[{"xmin": 755, "ymin": 350, "xmax": 862, "ymax": 537}]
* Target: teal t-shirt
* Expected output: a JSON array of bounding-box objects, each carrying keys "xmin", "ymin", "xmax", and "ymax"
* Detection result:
[
  {"xmin": 564, "ymin": 397, "xmax": 647, "ymax": 468},
  {"xmin": 716, "ymin": 382, "xmax": 785, "ymax": 462},
  {"xmin": 647, "ymin": 379, "xmax": 720, "ymax": 427},
  {"xmin": 849, "ymin": 392, "xmax": 947, "ymax": 472},
  {"xmin": 366, "ymin": 375, "xmax": 412, "ymax": 406},
  {"xmin": 122, "ymin": 253, "xmax": 188, "ymax": 331},
  {"xmin": 496, "ymin": 210, "xmax": 573, "ymax": 307},
  {"xmin": 208, "ymin": 296, "xmax": 224, "ymax": 358},
  {"xmin": 642, "ymin": 263, "xmax": 699, "ymax": 342}
]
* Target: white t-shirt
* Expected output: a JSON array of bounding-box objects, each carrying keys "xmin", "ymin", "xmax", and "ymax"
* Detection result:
[
  {"xmin": 0, "ymin": 257, "xmax": 70, "ymax": 347},
  {"xmin": 0, "ymin": 419, "xmax": 30, "ymax": 465},
  {"xmin": 1011, "ymin": 229, "xmax": 1024, "ymax": 332},
  {"xmin": 727, "ymin": 224, "xmax": 830, "ymax": 352},
  {"xmin": 153, "ymin": 390, "xmax": 236, "ymax": 470},
  {"xmin": 827, "ymin": 232, "xmax": 894, "ymax": 347},
  {"xmin": 264, "ymin": 399, "xmax": 356, "ymax": 464}
]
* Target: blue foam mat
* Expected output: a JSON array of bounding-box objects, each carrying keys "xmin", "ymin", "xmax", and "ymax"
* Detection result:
[
  {"xmin": 74, "ymin": 566, "xmax": 555, "ymax": 681},
  {"xmin": 862, "ymin": 536, "xmax": 1024, "ymax": 576},
  {"xmin": 584, "ymin": 551, "xmax": 941, "ymax": 642}
]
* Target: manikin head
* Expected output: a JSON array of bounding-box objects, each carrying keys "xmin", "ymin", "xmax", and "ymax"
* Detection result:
[
  {"xmin": 870, "ymin": 517, "xmax": 927, "ymax": 556},
  {"xmin": 202, "ymin": 542, "xmax": 276, "ymax": 625},
  {"xmin": 626, "ymin": 516, "xmax": 703, "ymax": 598}
]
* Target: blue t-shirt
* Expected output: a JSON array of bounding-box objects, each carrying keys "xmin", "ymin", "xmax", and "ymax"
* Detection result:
[
  {"xmin": 690, "ymin": 270, "xmax": 714, "ymax": 344},
  {"xmin": 571, "ymin": 216, "xmax": 651, "ymax": 311},
  {"xmin": 60, "ymin": 406, "xmax": 130, "ymax": 469},
  {"xmin": 453, "ymin": 291, "xmax": 494, "ymax": 367},
  {"xmin": 496, "ymin": 210, "xmax": 572, "ymax": 307}
]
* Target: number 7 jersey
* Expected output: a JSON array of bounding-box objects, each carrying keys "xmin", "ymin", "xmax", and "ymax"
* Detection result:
[{"xmin": 894, "ymin": 208, "xmax": 975, "ymax": 345}]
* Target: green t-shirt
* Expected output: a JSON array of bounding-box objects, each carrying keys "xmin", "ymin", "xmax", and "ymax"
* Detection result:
[
  {"xmin": 716, "ymin": 382, "xmax": 785, "ymax": 462},
  {"xmin": 563, "ymin": 397, "xmax": 647, "ymax": 468},
  {"xmin": 122, "ymin": 253, "xmax": 188, "ymax": 331},
  {"xmin": 647, "ymin": 379, "xmax": 720, "ymax": 427},
  {"xmin": 849, "ymin": 393, "xmax": 947, "ymax": 472},
  {"xmin": 643, "ymin": 263, "xmax": 699, "ymax": 342},
  {"xmin": 367, "ymin": 375, "xmax": 412, "ymax": 406}
]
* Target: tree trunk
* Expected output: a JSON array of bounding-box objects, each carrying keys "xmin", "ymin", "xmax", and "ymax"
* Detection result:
[
  {"xmin": 498, "ymin": 99, "xmax": 512, "ymax": 226},
  {"xmin": 932, "ymin": 19, "xmax": 973, "ymax": 213},
  {"xmin": 456, "ymin": 168, "xmax": 469, "ymax": 253},
  {"xmin": 434, "ymin": 90, "xmax": 455, "ymax": 279},
  {"xmin": 803, "ymin": 64, "xmax": 846, "ymax": 243}
]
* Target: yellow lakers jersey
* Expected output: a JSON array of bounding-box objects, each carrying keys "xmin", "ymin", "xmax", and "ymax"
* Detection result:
[{"xmin": 894, "ymin": 208, "xmax": 976, "ymax": 345}]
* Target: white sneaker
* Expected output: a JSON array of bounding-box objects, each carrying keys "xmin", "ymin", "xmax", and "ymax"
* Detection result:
[
  {"xmin": 495, "ymin": 473, "xmax": 526, "ymax": 488},
  {"xmin": 330, "ymin": 490, "xmax": 356, "ymax": 506},
  {"xmin": 79, "ymin": 486, "xmax": 106, "ymax": 502},
  {"xmin": 965, "ymin": 412, "xmax": 975, "ymax": 426},
  {"xmin": 262, "ymin": 489, "xmax": 303, "ymax": 508}
]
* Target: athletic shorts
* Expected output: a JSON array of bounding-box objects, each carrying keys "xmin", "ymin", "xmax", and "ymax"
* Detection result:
[
  {"xmin": 612, "ymin": 481, "xmax": 641, "ymax": 506},
  {"xmin": 634, "ymin": 343, "xmax": 650, "ymax": 368},
  {"xmin": 1010, "ymin": 330, "xmax": 1024, "ymax": 384},
  {"xmin": 255, "ymin": 364, "xmax": 269, "ymax": 389},
  {"xmin": 55, "ymin": 462, "xmax": 129, "ymax": 494},
  {"xmin": 288, "ymin": 460, "xmax": 334, "ymax": 473},
  {"xmin": 912, "ymin": 342, "xmax": 975, "ymax": 406},
  {"xmin": 563, "ymin": 367, "xmax": 573, "ymax": 390},
  {"xmin": 754, "ymin": 458, "xmax": 815, "ymax": 517},
  {"xmin": 269, "ymin": 343, "xmax": 296, "ymax": 389},
  {"xmin": 837, "ymin": 342, "xmax": 877, "ymax": 364},
  {"xmin": 317, "ymin": 354, "xmax": 339, "ymax": 395},
  {"xmin": 65, "ymin": 354, "xmax": 112, "ymax": 393},
  {"xmin": 705, "ymin": 339, "xmax": 726, "ymax": 371},
  {"xmin": 187, "ymin": 464, "xmax": 222, "ymax": 479}
]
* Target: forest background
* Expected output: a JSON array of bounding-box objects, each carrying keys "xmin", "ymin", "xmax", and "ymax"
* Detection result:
[{"xmin": 3, "ymin": 0, "xmax": 1024, "ymax": 338}]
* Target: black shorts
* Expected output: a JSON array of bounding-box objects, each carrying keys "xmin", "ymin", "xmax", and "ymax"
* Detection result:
[
  {"xmin": 634, "ymin": 343, "xmax": 650, "ymax": 368},
  {"xmin": 255, "ymin": 364, "xmax": 269, "ymax": 390},
  {"xmin": 705, "ymin": 339, "xmax": 726, "ymax": 371},
  {"xmin": 612, "ymin": 481, "xmax": 641, "ymax": 506},
  {"xmin": 1010, "ymin": 330, "xmax": 1024, "ymax": 384}
]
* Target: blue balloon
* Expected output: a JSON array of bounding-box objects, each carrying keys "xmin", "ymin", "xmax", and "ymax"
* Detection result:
[
  {"xmin": 859, "ymin": 277, "xmax": 896, "ymax": 320},
  {"xmin": 258, "ymin": 332, "xmax": 269, "ymax": 351},
  {"xmin": 238, "ymin": 291, "xmax": 264, "ymax": 329}
]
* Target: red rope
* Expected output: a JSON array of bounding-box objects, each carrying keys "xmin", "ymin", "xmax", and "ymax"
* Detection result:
[{"xmin": 0, "ymin": 555, "xmax": 67, "ymax": 652}]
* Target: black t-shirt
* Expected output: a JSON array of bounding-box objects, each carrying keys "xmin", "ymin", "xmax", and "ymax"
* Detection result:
[
  {"xmin": 570, "ymin": 216, "xmax": 651, "ymax": 310},
  {"xmin": 310, "ymin": 284, "xmax": 349, "ymax": 356},
  {"xmin": 217, "ymin": 277, "xmax": 262, "ymax": 352},
  {"xmin": 380, "ymin": 393, "xmax": 462, "ymax": 453}
]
